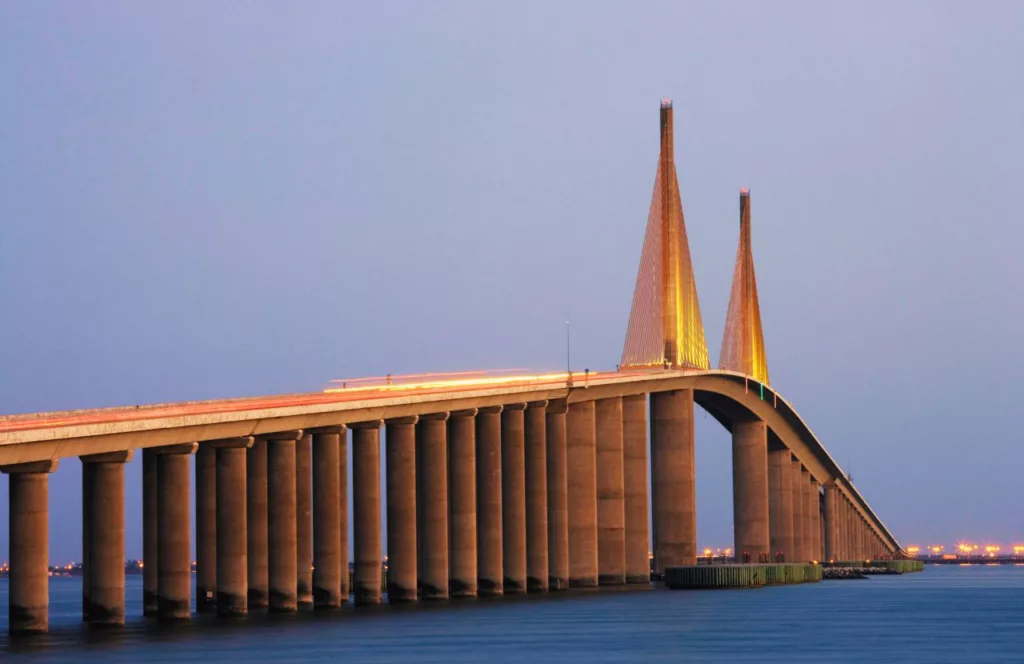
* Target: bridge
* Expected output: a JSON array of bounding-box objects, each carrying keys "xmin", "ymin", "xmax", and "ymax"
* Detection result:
[{"xmin": 0, "ymin": 100, "xmax": 904, "ymax": 634}]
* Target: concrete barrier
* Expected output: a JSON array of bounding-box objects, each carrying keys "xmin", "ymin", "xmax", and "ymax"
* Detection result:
[{"xmin": 664, "ymin": 563, "xmax": 820, "ymax": 589}]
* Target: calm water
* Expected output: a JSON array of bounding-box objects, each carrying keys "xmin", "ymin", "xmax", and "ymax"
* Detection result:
[{"xmin": 0, "ymin": 565, "xmax": 1021, "ymax": 662}]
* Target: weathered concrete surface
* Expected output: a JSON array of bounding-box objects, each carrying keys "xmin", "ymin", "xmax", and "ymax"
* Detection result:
[
  {"xmin": 800, "ymin": 468, "xmax": 812, "ymax": 563},
  {"xmin": 157, "ymin": 447, "xmax": 195, "ymax": 620},
  {"xmin": 295, "ymin": 434, "xmax": 313, "ymax": 606},
  {"xmin": 545, "ymin": 403, "xmax": 569, "ymax": 590},
  {"xmin": 525, "ymin": 401, "xmax": 548, "ymax": 592},
  {"xmin": 416, "ymin": 413, "xmax": 449, "ymax": 600},
  {"xmin": 81, "ymin": 451, "xmax": 131, "ymax": 626},
  {"xmin": 595, "ymin": 397, "xmax": 625, "ymax": 586},
  {"xmin": 566, "ymin": 400, "xmax": 598, "ymax": 588},
  {"xmin": 267, "ymin": 433, "xmax": 299, "ymax": 612},
  {"xmin": 732, "ymin": 419, "xmax": 769, "ymax": 561},
  {"xmin": 195, "ymin": 444, "xmax": 216, "ymax": 613},
  {"xmin": 4, "ymin": 460, "xmax": 57, "ymax": 633},
  {"xmin": 501, "ymin": 404, "xmax": 527, "ymax": 594},
  {"xmin": 142, "ymin": 448, "xmax": 158, "ymax": 616},
  {"xmin": 650, "ymin": 390, "xmax": 696, "ymax": 571},
  {"xmin": 476, "ymin": 406, "xmax": 503, "ymax": 596},
  {"xmin": 768, "ymin": 448, "xmax": 793, "ymax": 561},
  {"xmin": 790, "ymin": 458, "xmax": 805, "ymax": 563},
  {"xmin": 246, "ymin": 438, "xmax": 269, "ymax": 609},
  {"xmin": 311, "ymin": 427, "xmax": 343, "ymax": 609},
  {"xmin": 448, "ymin": 409, "xmax": 477, "ymax": 598},
  {"xmin": 213, "ymin": 438, "xmax": 250, "ymax": 616},
  {"xmin": 351, "ymin": 422, "xmax": 382, "ymax": 605},
  {"xmin": 621, "ymin": 394, "xmax": 650, "ymax": 584},
  {"xmin": 386, "ymin": 417, "xmax": 418, "ymax": 603}
]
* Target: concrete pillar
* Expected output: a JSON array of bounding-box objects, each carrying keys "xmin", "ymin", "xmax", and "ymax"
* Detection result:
[
  {"xmin": 732, "ymin": 419, "xmax": 770, "ymax": 562},
  {"xmin": 476, "ymin": 405, "xmax": 503, "ymax": 596},
  {"xmin": 596, "ymin": 397, "xmax": 625, "ymax": 585},
  {"xmin": 417, "ymin": 412, "xmax": 449, "ymax": 600},
  {"xmin": 650, "ymin": 390, "xmax": 697, "ymax": 572},
  {"xmin": 448, "ymin": 409, "xmax": 478, "ymax": 598},
  {"xmin": 566, "ymin": 399, "xmax": 598, "ymax": 588},
  {"xmin": 823, "ymin": 483, "xmax": 837, "ymax": 562},
  {"xmin": 311, "ymin": 427, "xmax": 344, "ymax": 609},
  {"xmin": 195, "ymin": 444, "xmax": 216, "ymax": 612},
  {"xmin": 546, "ymin": 402, "xmax": 569, "ymax": 590},
  {"xmin": 212, "ymin": 437, "xmax": 252, "ymax": 616},
  {"xmin": 790, "ymin": 458, "xmax": 805, "ymax": 562},
  {"xmin": 386, "ymin": 416, "xmax": 418, "ymax": 603},
  {"xmin": 267, "ymin": 431, "xmax": 301, "ymax": 612},
  {"xmin": 809, "ymin": 480, "xmax": 821, "ymax": 561},
  {"xmin": 296, "ymin": 433, "xmax": 313, "ymax": 606},
  {"xmin": 525, "ymin": 401, "xmax": 548, "ymax": 592},
  {"xmin": 81, "ymin": 451, "xmax": 131, "ymax": 626},
  {"xmin": 3, "ymin": 460, "xmax": 57, "ymax": 634},
  {"xmin": 768, "ymin": 448, "xmax": 793, "ymax": 561},
  {"xmin": 622, "ymin": 394, "xmax": 650, "ymax": 584},
  {"xmin": 502, "ymin": 404, "xmax": 527, "ymax": 594},
  {"xmin": 246, "ymin": 438, "xmax": 269, "ymax": 608},
  {"xmin": 352, "ymin": 421, "xmax": 383, "ymax": 605},
  {"xmin": 800, "ymin": 469, "xmax": 812, "ymax": 563},
  {"xmin": 157, "ymin": 443, "xmax": 197, "ymax": 620},
  {"xmin": 142, "ymin": 448, "xmax": 158, "ymax": 616}
]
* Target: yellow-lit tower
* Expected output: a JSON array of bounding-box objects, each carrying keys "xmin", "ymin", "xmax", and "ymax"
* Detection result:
[
  {"xmin": 620, "ymin": 100, "xmax": 709, "ymax": 370},
  {"xmin": 719, "ymin": 188, "xmax": 769, "ymax": 384}
]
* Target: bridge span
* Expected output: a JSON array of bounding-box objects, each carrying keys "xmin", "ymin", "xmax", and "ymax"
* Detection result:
[{"xmin": 0, "ymin": 100, "xmax": 907, "ymax": 633}]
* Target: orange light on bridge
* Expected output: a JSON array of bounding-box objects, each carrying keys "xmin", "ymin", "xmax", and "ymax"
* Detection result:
[
  {"xmin": 906, "ymin": 546, "xmax": 920, "ymax": 556},
  {"xmin": 928, "ymin": 545, "xmax": 943, "ymax": 555}
]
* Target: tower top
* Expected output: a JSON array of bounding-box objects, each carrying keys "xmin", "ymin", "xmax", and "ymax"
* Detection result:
[{"xmin": 661, "ymin": 98, "xmax": 672, "ymax": 109}]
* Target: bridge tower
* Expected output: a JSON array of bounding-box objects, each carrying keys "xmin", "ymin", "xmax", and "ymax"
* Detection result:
[
  {"xmin": 719, "ymin": 189, "xmax": 769, "ymax": 384},
  {"xmin": 620, "ymin": 100, "xmax": 709, "ymax": 371}
]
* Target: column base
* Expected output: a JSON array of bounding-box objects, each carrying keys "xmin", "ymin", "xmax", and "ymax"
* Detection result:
[
  {"xmin": 569, "ymin": 577, "xmax": 598, "ymax": 588},
  {"xmin": 598, "ymin": 574, "xmax": 626, "ymax": 586},
  {"xmin": 156, "ymin": 597, "xmax": 191, "ymax": 621},
  {"xmin": 10, "ymin": 606, "xmax": 48, "ymax": 635},
  {"xmin": 269, "ymin": 592, "xmax": 298, "ymax": 613},
  {"xmin": 503, "ymin": 578, "xmax": 526, "ymax": 594},
  {"xmin": 527, "ymin": 576, "xmax": 549, "ymax": 593},
  {"xmin": 419, "ymin": 584, "xmax": 449, "ymax": 601},
  {"xmin": 248, "ymin": 588, "xmax": 269, "ymax": 609},
  {"xmin": 477, "ymin": 579, "xmax": 503, "ymax": 597},
  {"xmin": 449, "ymin": 579, "xmax": 478, "ymax": 598},
  {"xmin": 625, "ymin": 574, "xmax": 651, "ymax": 584},
  {"xmin": 217, "ymin": 592, "xmax": 247, "ymax": 617},
  {"xmin": 387, "ymin": 584, "xmax": 417, "ymax": 603},
  {"xmin": 548, "ymin": 576, "xmax": 569, "ymax": 590}
]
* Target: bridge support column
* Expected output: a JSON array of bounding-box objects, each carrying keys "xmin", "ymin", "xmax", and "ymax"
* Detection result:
[
  {"xmin": 525, "ymin": 401, "xmax": 549, "ymax": 592},
  {"xmin": 823, "ymin": 484, "xmax": 837, "ymax": 562},
  {"xmin": 311, "ymin": 427, "xmax": 344, "ymax": 609},
  {"xmin": 808, "ymin": 480, "xmax": 820, "ymax": 561},
  {"xmin": 790, "ymin": 458, "xmax": 805, "ymax": 562},
  {"xmin": 212, "ymin": 437, "xmax": 252, "ymax": 616},
  {"xmin": 476, "ymin": 406, "xmax": 504, "ymax": 596},
  {"xmin": 352, "ymin": 421, "xmax": 383, "ymax": 605},
  {"xmin": 502, "ymin": 404, "xmax": 527, "ymax": 594},
  {"xmin": 417, "ymin": 413, "xmax": 449, "ymax": 600},
  {"xmin": 596, "ymin": 397, "xmax": 626, "ymax": 585},
  {"xmin": 247, "ymin": 438, "xmax": 269, "ymax": 609},
  {"xmin": 267, "ymin": 431, "xmax": 301, "ymax": 612},
  {"xmin": 546, "ymin": 402, "xmax": 569, "ymax": 590},
  {"xmin": 296, "ymin": 433, "xmax": 313, "ymax": 606},
  {"xmin": 449, "ymin": 410, "xmax": 478, "ymax": 598},
  {"xmin": 732, "ymin": 419, "xmax": 770, "ymax": 562},
  {"xmin": 82, "ymin": 451, "xmax": 131, "ymax": 626},
  {"xmin": 622, "ymin": 394, "xmax": 650, "ymax": 584},
  {"xmin": 143, "ymin": 448, "xmax": 158, "ymax": 616},
  {"xmin": 567, "ymin": 400, "xmax": 598, "ymax": 587},
  {"xmin": 195, "ymin": 444, "xmax": 216, "ymax": 613},
  {"xmin": 800, "ymin": 468, "xmax": 812, "ymax": 563},
  {"xmin": 4, "ymin": 460, "xmax": 57, "ymax": 634},
  {"xmin": 768, "ymin": 448, "xmax": 793, "ymax": 562},
  {"xmin": 651, "ymin": 390, "xmax": 697, "ymax": 571},
  {"xmin": 386, "ymin": 416, "xmax": 418, "ymax": 603},
  {"xmin": 157, "ymin": 443, "xmax": 197, "ymax": 620}
]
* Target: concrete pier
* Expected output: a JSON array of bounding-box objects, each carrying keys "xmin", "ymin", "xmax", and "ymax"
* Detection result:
[
  {"xmin": 790, "ymin": 458, "xmax": 805, "ymax": 562},
  {"xmin": 195, "ymin": 444, "xmax": 216, "ymax": 613},
  {"xmin": 212, "ymin": 437, "xmax": 251, "ymax": 617},
  {"xmin": 246, "ymin": 438, "xmax": 269, "ymax": 609},
  {"xmin": 732, "ymin": 419, "xmax": 769, "ymax": 561},
  {"xmin": 809, "ymin": 480, "xmax": 821, "ymax": 561},
  {"xmin": 595, "ymin": 397, "xmax": 625, "ymax": 586},
  {"xmin": 448, "ymin": 409, "xmax": 478, "ymax": 598},
  {"xmin": 386, "ymin": 416, "xmax": 418, "ymax": 603},
  {"xmin": 621, "ymin": 394, "xmax": 650, "ymax": 584},
  {"xmin": 81, "ymin": 451, "xmax": 131, "ymax": 626},
  {"xmin": 267, "ymin": 432, "xmax": 301, "ymax": 612},
  {"xmin": 352, "ymin": 421, "xmax": 383, "ymax": 605},
  {"xmin": 311, "ymin": 427, "xmax": 344, "ymax": 609},
  {"xmin": 768, "ymin": 448, "xmax": 793, "ymax": 561},
  {"xmin": 546, "ymin": 402, "xmax": 569, "ymax": 590},
  {"xmin": 525, "ymin": 401, "xmax": 548, "ymax": 592},
  {"xmin": 476, "ymin": 406, "xmax": 504, "ymax": 596},
  {"xmin": 157, "ymin": 444, "xmax": 197, "ymax": 620},
  {"xmin": 296, "ymin": 434, "xmax": 313, "ymax": 606},
  {"xmin": 417, "ymin": 413, "xmax": 449, "ymax": 600},
  {"xmin": 142, "ymin": 448, "xmax": 158, "ymax": 616},
  {"xmin": 566, "ymin": 399, "xmax": 598, "ymax": 588},
  {"xmin": 823, "ymin": 483, "xmax": 837, "ymax": 562},
  {"xmin": 501, "ymin": 404, "xmax": 527, "ymax": 594},
  {"xmin": 4, "ymin": 460, "xmax": 57, "ymax": 634},
  {"xmin": 650, "ymin": 390, "xmax": 697, "ymax": 571},
  {"xmin": 800, "ymin": 468, "xmax": 812, "ymax": 562}
]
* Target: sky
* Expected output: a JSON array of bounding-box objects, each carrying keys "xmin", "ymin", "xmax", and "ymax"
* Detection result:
[{"xmin": 1, "ymin": 1, "xmax": 1022, "ymax": 561}]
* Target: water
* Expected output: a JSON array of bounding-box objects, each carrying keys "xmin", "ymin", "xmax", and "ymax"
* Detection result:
[{"xmin": 0, "ymin": 565, "xmax": 1022, "ymax": 662}]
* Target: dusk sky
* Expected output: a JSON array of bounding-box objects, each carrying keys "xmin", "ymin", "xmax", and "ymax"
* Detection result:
[{"xmin": 1, "ymin": 2, "xmax": 1022, "ymax": 560}]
